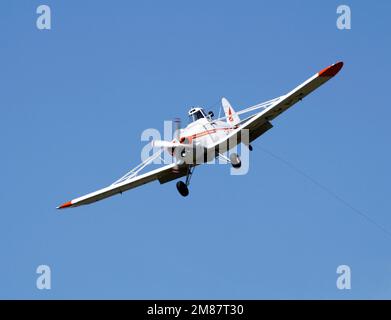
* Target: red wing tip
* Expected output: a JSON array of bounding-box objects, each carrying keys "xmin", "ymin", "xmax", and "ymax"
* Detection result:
[
  {"xmin": 57, "ymin": 201, "xmax": 73, "ymax": 209},
  {"xmin": 318, "ymin": 61, "xmax": 344, "ymax": 77}
]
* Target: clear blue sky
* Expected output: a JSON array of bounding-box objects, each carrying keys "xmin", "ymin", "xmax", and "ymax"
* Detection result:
[{"xmin": 1, "ymin": 0, "xmax": 390, "ymax": 299}]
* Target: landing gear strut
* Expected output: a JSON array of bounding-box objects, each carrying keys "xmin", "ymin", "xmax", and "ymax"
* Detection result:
[{"xmin": 176, "ymin": 165, "xmax": 194, "ymax": 197}]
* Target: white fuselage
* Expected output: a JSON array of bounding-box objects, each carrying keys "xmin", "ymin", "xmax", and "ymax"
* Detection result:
[{"xmin": 173, "ymin": 118, "xmax": 236, "ymax": 164}]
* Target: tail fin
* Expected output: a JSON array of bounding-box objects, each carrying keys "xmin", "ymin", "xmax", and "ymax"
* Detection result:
[{"xmin": 222, "ymin": 97, "xmax": 240, "ymax": 126}]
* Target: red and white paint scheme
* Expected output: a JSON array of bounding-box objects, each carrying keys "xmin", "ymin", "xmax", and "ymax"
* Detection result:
[{"xmin": 58, "ymin": 61, "xmax": 343, "ymax": 209}]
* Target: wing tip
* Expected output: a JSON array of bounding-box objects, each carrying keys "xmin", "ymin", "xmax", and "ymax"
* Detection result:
[
  {"xmin": 318, "ymin": 61, "xmax": 344, "ymax": 78},
  {"xmin": 57, "ymin": 200, "xmax": 73, "ymax": 209}
]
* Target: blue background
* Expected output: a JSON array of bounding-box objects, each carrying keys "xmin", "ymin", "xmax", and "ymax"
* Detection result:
[{"xmin": 1, "ymin": 0, "xmax": 390, "ymax": 299}]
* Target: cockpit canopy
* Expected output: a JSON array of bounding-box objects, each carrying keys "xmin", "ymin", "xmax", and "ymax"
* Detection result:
[{"xmin": 188, "ymin": 107, "xmax": 207, "ymax": 122}]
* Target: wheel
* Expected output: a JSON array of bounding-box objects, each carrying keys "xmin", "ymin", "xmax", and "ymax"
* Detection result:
[
  {"xmin": 230, "ymin": 153, "xmax": 241, "ymax": 168},
  {"xmin": 176, "ymin": 181, "xmax": 189, "ymax": 197}
]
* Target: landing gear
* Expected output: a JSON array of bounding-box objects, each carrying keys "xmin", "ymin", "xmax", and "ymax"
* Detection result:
[
  {"xmin": 176, "ymin": 181, "xmax": 189, "ymax": 197},
  {"xmin": 216, "ymin": 152, "xmax": 242, "ymax": 169},
  {"xmin": 176, "ymin": 165, "xmax": 194, "ymax": 197},
  {"xmin": 230, "ymin": 153, "xmax": 241, "ymax": 168}
]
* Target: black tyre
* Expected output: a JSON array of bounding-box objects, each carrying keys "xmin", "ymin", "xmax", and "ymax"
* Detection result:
[
  {"xmin": 176, "ymin": 181, "xmax": 189, "ymax": 197},
  {"xmin": 230, "ymin": 153, "xmax": 241, "ymax": 169}
]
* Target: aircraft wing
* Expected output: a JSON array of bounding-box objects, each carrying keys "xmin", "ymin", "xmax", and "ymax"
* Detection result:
[
  {"xmin": 252, "ymin": 61, "xmax": 344, "ymax": 123},
  {"xmin": 57, "ymin": 162, "xmax": 188, "ymax": 209},
  {"xmin": 211, "ymin": 61, "xmax": 344, "ymax": 150}
]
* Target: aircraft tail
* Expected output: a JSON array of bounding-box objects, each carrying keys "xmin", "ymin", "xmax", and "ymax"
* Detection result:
[{"xmin": 222, "ymin": 97, "xmax": 240, "ymax": 126}]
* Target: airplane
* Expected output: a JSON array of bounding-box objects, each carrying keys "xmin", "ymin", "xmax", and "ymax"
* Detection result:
[{"xmin": 57, "ymin": 61, "xmax": 344, "ymax": 209}]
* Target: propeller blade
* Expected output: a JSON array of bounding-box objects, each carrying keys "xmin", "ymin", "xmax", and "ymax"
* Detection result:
[
  {"xmin": 173, "ymin": 117, "xmax": 181, "ymax": 140},
  {"xmin": 173, "ymin": 117, "xmax": 182, "ymax": 173},
  {"xmin": 151, "ymin": 140, "xmax": 191, "ymax": 148}
]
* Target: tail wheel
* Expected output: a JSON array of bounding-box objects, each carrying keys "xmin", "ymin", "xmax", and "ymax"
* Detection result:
[
  {"xmin": 176, "ymin": 181, "xmax": 189, "ymax": 197},
  {"xmin": 230, "ymin": 153, "xmax": 241, "ymax": 169}
]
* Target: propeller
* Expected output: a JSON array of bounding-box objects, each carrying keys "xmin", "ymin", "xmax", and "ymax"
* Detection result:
[
  {"xmin": 150, "ymin": 118, "xmax": 187, "ymax": 173},
  {"xmin": 174, "ymin": 117, "xmax": 183, "ymax": 140},
  {"xmin": 151, "ymin": 140, "xmax": 191, "ymax": 148},
  {"xmin": 150, "ymin": 117, "xmax": 183, "ymax": 148},
  {"xmin": 172, "ymin": 117, "xmax": 182, "ymax": 173}
]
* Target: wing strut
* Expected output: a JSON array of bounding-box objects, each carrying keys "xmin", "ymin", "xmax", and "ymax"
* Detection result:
[
  {"xmin": 111, "ymin": 149, "xmax": 164, "ymax": 185},
  {"xmin": 215, "ymin": 96, "xmax": 284, "ymax": 122}
]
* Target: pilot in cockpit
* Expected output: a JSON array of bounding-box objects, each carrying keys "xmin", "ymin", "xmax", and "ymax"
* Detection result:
[{"xmin": 188, "ymin": 107, "xmax": 213, "ymax": 123}]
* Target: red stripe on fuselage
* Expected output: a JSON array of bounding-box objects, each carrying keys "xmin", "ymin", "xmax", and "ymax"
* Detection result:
[{"xmin": 181, "ymin": 127, "xmax": 235, "ymax": 142}]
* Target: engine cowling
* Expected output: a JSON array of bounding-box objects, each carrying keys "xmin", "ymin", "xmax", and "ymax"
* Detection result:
[{"xmin": 172, "ymin": 144, "xmax": 209, "ymax": 165}]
